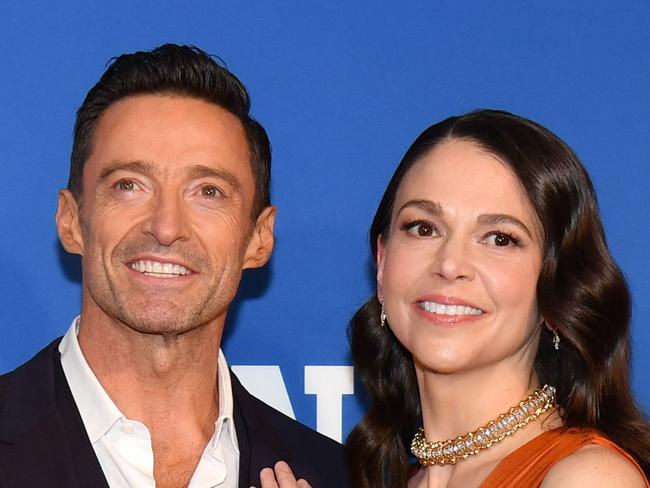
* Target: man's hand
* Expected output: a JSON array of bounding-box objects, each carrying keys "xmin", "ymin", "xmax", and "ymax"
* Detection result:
[{"xmin": 256, "ymin": 461, "xmax": 312, "ymax": 488}]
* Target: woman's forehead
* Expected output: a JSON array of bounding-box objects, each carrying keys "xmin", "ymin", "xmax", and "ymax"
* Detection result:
[{"xmin": 394, "ymin": 139, "xmax": 544, "ymax": 236}]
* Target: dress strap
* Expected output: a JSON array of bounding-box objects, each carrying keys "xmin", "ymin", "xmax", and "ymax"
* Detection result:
[{"xmin": 480, "ymin": 428, "xmax": 648, "ymax": 487}]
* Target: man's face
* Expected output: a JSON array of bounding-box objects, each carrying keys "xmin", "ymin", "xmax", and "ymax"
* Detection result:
[{"xmin": 56, "ymin": 94, "xmax": 274, "ymax": 336}]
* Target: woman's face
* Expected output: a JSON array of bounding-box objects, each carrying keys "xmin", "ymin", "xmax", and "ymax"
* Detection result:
[{"xmin": 377, "ymin": 138, "xmax": 544, "ymax": 376}]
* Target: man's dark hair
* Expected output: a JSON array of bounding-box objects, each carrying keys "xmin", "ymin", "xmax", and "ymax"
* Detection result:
[{"xmin": 68, "ymin": 43, "xmax": 271, "ymax": 216}]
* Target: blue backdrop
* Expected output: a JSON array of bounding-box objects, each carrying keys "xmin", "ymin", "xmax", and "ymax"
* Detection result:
[{"xmin": 1, "ymin": 1, "xmax": 649, "ymax": 442}]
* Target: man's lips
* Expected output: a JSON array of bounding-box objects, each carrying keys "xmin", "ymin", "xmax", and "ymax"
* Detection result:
[{"xmin": 127, "ymin": 257, "xmax": 196, "ymax": 279}]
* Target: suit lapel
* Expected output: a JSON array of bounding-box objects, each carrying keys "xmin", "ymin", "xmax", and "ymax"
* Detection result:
[
  {"xmin": 0, "ymin": 339, "xmax": 108, "ymax": 488},
  {"xmin": 53, "ymin": 347, "xmax": 110, "ymax": 487},
  {"xmin": 231, "ymin": 371, "xmax": 295, "ymax": 488},
  {"xmin": 233, "ymin": 380, "xmax": 253, "ymax": 488}
]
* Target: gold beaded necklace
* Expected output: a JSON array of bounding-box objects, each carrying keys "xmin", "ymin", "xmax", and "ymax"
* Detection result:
[{"xmin": 411, "ymin": 384, "xmax": 557, "ymax": 466}]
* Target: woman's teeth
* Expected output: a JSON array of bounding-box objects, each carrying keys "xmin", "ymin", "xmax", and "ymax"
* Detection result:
[{"xmin": 418, "ymin": 301, "xmax": 483, "ymax": 316}]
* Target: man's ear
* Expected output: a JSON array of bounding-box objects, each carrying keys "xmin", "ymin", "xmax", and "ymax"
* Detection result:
[
  {"xmin": 243, "ymin": 206, "xmax": 276, "ymax": 269},
  {"xmin": 55, "ymin": 189, "xmax": 84, "ymax": 256},
  {"xmin": 376, "ymin": 235, "xmax": 385, "ymax": 297}
]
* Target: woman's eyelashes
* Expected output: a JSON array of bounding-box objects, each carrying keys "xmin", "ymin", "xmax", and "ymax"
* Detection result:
[
  {"xmin": 401, "ymin": 219, "xmax": 439, "ymax": 238},
  {"xmin": 483, "ymin": 230, "xmax": 522, "ymax": 248},
  {"xmin": 399, "ymin": 219, "xmax": 523, "ymax": 248}
]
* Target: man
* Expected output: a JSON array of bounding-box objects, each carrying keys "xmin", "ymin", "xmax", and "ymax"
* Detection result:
[{"xmin": 0, "ymin": 44, "xmax": 348, "ymax": 488}]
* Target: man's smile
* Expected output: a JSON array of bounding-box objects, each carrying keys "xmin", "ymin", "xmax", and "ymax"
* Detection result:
[{"xmin": 128, "ymin": 259, "xmax": 194, "ymax": 279}]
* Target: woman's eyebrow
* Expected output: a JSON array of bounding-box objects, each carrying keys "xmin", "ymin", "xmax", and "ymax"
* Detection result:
[
  {"xmin": 397, "ymin": 199, "xmax": 533, "ymax": 238},
  {"xmin": 477, "ymin": 213, "xmax": 532, "ymax": 238},
  {"xmin": 397, "ymin": 199, "xmax": 442, "ymax": 216}
]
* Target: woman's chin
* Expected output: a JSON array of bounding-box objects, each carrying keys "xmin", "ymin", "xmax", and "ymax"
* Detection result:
[{"xmin": 412, "ymin": 349, "xmax": 474, "ymax": 376}]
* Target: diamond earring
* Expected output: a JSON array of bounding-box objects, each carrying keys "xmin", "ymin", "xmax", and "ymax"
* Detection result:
[{"xmin": 552, "ymin": 329, "xmax": 560, "ymax": 350}]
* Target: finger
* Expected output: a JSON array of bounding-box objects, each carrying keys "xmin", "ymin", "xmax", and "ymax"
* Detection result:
[
  {"xmin": 260, "ymin": 467, "xmax": 280, "ymax": 488},
  {"xmin": 274, "ymin": 460, "xmax": 298, "ymax": 486},
  {"xmin": 297, "ymin": 479, "xmax": 312, "ymax": 488}
]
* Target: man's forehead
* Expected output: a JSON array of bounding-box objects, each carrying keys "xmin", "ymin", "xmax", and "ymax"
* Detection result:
[
  {"xmin": 85, "ymin": 95, "xmax": 252, "ymax": 175},
  {"xmin": 92, "ymin": 94, "xmax": 245, "ymax": 140}
]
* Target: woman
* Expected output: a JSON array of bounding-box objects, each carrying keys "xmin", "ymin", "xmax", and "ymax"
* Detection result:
[
  {"xmin": 258, "ymin": 109, "xmax": 650, "ymax": 488},
  {"xmin": 344, "ymin": 109, "xmax": 650, "ymax": 487}
]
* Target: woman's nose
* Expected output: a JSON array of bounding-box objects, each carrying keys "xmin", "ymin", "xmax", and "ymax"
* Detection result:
[{"xmin": 431, "ymin": 237, "xmax": 475, "ymax": 281}]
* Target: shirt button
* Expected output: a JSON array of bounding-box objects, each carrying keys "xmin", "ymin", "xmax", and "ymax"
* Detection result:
[{"xmin": 120, "ymin": 423, "xmax": 135, "ymax": 434}]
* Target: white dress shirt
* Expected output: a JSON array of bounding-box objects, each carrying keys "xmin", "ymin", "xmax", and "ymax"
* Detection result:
[{"xmin": 59, "ymin": 317, "xmax": 239, "ymax": 488}]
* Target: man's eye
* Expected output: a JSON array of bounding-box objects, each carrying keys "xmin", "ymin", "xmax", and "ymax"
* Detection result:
[
  {"xmin": 404, "ymin": 220, "xmax": 436, "ymax": 237},
  {"xmin": 201, "ymin": 185, "xmax": 223, "ymax": 198},
  {"xmin": 115, "ymin": 180, "xmax": 137, "ymax": 191},
  {"xmin": 485, "ymin": 232, "xmax": 520, "ymax": 247}
]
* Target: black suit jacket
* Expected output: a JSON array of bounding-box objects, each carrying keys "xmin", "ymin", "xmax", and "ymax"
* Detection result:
[{"xmin": 0, "ymin": 339, "xmax": 349, "ymax": 488}]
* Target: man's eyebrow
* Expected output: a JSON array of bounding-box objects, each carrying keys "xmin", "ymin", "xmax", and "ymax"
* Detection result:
[
  {"xmin": 97, "ymin": 161, "xmax": 242, "ymax": 191},
  {"xmin": 98, "ymin": 160, "xmax": 155, "ymax": 182},
  {"xmin": 397, "ymin": 199, "xmax": 443, "ymax": 216},
  {"xmin": 185, "ymin": 164, "xmax": 241, "ymax": 191},
  {"xmin": 477, "ymin": 213, "xmax": 533, "ymax": 238}
]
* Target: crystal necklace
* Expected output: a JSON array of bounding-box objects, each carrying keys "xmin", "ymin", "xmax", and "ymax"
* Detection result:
[{"xmin": 411, "ymin": 384, "xmax": 557, "ymax": 466}]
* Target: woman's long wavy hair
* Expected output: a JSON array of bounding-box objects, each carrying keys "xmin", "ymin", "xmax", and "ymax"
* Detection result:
[{"xmin": 345, "ymin": 109, "xmax": 650, "ymax": 486}]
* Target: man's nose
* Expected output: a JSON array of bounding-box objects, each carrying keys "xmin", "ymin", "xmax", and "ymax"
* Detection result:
[
  {"xmin": 143, "ymin": 191, "xmax": 190, "ymax": 246},
  {"xmin": 430, "ymin": 236, "xmax": 475, "ymax": 281}
]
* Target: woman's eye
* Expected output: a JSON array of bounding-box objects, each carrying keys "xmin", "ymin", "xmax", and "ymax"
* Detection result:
[
  {"xmin": 201, "ymin": 185, "xmax": 223, "ymax": 198},
  {"xmin": 405, "ymin": 221, "xmax": 436, "ymax": 237},
  {"xmin": 485, "ymin": 232, "xmax": 519, "ymax": 247}
]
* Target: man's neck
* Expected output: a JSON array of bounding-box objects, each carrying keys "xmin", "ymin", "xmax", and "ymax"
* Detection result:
[{"xmin": 77, "ymin": 308, "xmax": 223, "ymax": 438}]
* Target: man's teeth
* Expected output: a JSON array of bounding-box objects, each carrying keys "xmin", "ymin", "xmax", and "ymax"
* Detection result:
[
  {"xmin": 418, "ymin": 301, "xmax": 483, "ymax": 316},
  {"xmin": 130, "ymin": 260, "xmax": 192, "ymax": 278}
]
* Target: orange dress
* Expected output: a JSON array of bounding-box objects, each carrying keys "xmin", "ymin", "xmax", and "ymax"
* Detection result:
[{"xmin": 480, "ymin": 428, "xmax": 649, "ymax": 487}]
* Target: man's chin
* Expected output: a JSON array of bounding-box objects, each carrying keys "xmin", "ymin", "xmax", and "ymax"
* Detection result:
[
  {"xmin": 113, "ymin": 303, "xmax": 208, "ymax": 337},
  {"xmin": 121, "ymin": 315, "xmax": 205, "ymax": 336}
]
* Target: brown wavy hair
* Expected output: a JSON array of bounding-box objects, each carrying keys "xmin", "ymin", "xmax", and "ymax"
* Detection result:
[{"xmin": 345, "ymin": 109, "xmax": 650, "ymax": 486}]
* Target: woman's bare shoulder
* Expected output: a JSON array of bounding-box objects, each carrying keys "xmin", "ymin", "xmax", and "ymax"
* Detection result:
[{"xmin": 540, "ymin": 444, "xmax": 647, "ymax": 488}]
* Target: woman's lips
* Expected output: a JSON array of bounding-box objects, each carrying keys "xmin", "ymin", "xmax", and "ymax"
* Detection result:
[{"xmin": 413, "ymin": 295, "xmax": 485, "ymax": 325}]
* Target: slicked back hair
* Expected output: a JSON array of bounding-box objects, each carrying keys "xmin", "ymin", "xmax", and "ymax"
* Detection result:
[{"xmin": 68, "ymin": 43, "xmax": 271, "ymax": 217}]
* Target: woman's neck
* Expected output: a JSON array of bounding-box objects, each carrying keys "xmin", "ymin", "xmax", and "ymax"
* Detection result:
[{"xmin": 415, "ymin": 359, "xmax": 540, "ymax": 442}]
